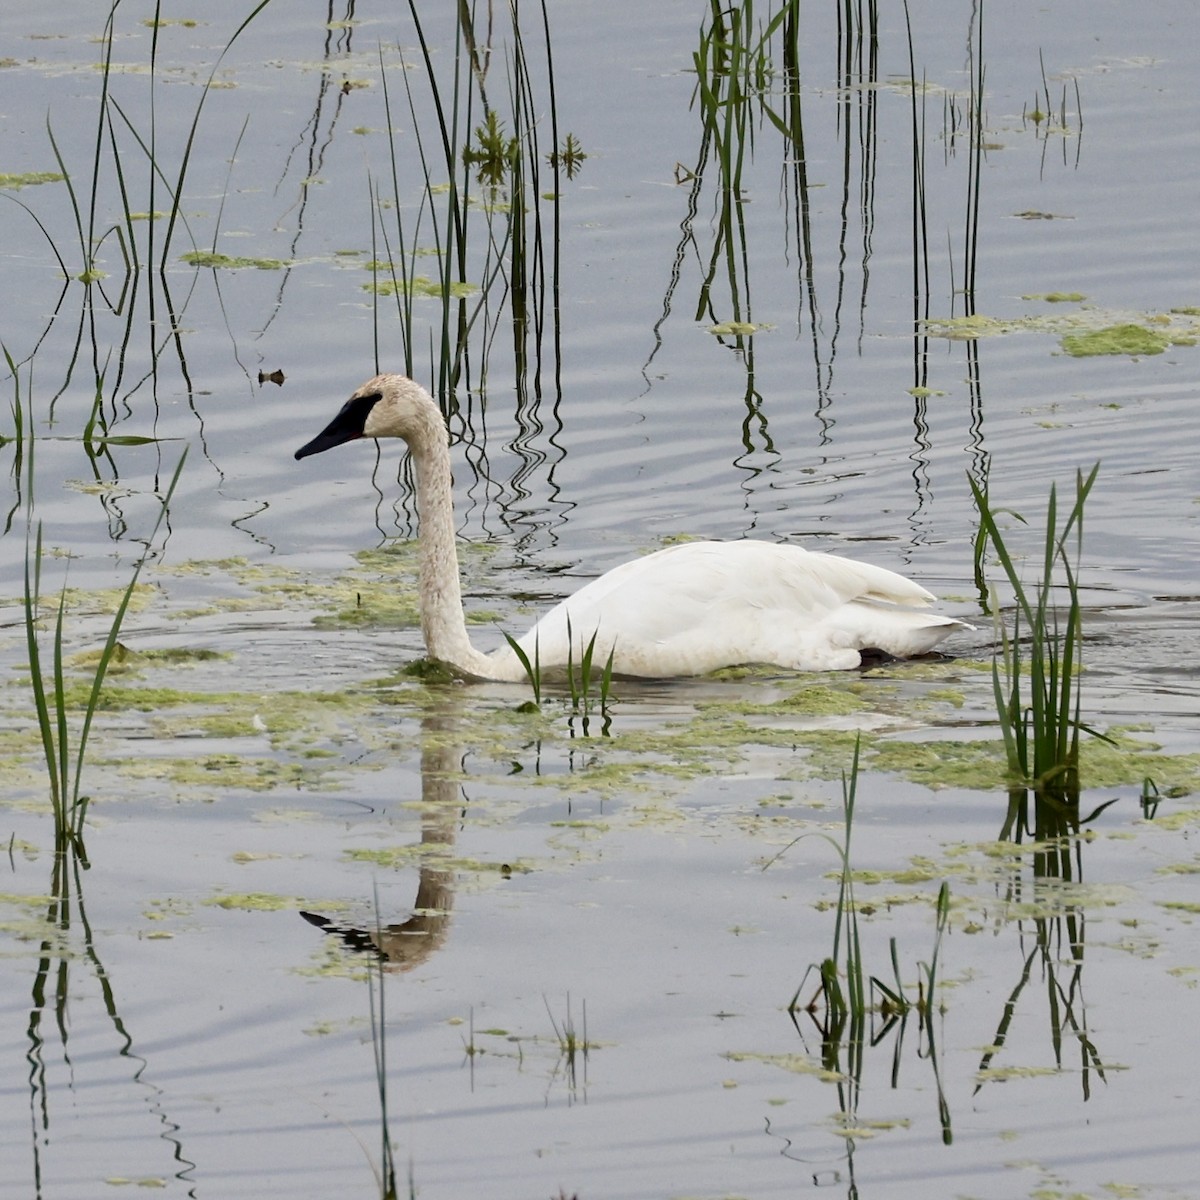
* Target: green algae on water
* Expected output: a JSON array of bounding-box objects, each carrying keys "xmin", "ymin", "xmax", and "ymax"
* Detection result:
[
  {"xmin": 871, "ymin": 727, "xmax": 1200, "ymax": 793},
  {"xmin": 101, "ymin": 753, "xmax": 346, "ymax": 794},
  {"xmin": 362, "ymin": 273, "xmax": 478, "ymax": 299},
  {"xmin": 204, "ymin": 892, "xmax": 296, "ymax": 911},
  {"xmin": 1060, "ymin": 323, "xmax": 1173, "ymax": 357},
  {"xmin": 0, "ymin": 171, "xmax": 65, "ymax": 189},
  {"xmin": 69, "ymin": 645, "xmax": 230, "ymax": 674},
  {"xmin": 724, "ymin": 1049, "xmax": 843, "ymax": 1081},
  {"xmin": 923, "ymin": 307, "xmax": 1200, "ymax": 354},
  {"xmin": 24, "ymin": 582, "xmax": 159, "ymax": 619},
  {"xmin": 1022, "ymin": 291, "xmax": 1085, "ymax": 303},
  {"xmin": 181, "ymin": 251, "xmax": 290, "ymax": 271}
]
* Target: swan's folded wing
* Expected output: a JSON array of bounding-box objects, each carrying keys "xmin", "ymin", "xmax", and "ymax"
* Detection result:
[{"xmin": 509, "ymin": 541, "xmax": 949, "ymax": 676}]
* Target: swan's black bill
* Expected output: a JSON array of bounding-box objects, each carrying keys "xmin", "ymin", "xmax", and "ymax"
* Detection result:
[{"xmin": 294, "ymin": 391, "xmax": 382, "ymax": 460}]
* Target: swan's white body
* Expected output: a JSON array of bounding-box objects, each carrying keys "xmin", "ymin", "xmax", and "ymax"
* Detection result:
[{"xmin": 296, "ymin": 374, "xmax": 970, "ymax": 680}]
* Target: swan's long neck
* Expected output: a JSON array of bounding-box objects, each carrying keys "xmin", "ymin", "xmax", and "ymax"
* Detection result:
[{"xmin": 409, "ymin": 405, "xmax": 517, "ymax": 680}]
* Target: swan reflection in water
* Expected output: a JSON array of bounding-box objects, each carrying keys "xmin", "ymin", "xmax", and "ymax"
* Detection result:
[{"xmin": 302, "ymin": 706, "xmax": 463, "ymax": 969}]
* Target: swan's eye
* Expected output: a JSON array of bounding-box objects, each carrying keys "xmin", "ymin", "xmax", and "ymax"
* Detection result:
[{"xmin": 338, "ymin": 392, "xmax": 383, "ymax": 425}]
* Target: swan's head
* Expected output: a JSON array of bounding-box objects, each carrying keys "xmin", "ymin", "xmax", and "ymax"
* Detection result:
[{"xmin": 294, "ymin": 373, "xmax": 443, "ymax": 460}]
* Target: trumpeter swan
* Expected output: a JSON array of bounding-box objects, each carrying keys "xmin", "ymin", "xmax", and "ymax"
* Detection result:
[{"xmin": 295, "ymin": 374, "xmax": 970, "ymax": 679}]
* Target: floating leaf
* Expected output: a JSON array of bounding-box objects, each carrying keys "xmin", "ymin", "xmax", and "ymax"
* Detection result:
[{"xmin": 707, "ymin": 320, "xmax": 767, "ymax": 336}]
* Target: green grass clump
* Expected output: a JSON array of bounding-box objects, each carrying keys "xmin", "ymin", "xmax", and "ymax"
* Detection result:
[
  {"xmin": 504, "ymin": 615, "xmax": 616, "ymax": 735},
  {"xmin": 970, "ymin": 465, "xmax": 1100, "ymax": 801},
  {"xmin": 23, "ymin": 452, "xmax": 187, "ymax": 845}
]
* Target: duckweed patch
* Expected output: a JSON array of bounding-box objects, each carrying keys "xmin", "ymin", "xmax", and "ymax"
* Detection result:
[
  {"xmin": 847, "ymin": 864, "xmax": 944, "ymax": 888},
  {"xmin": 103, "ymin": 753, "xmax": 342, "ymax": 793},
  {"xmin": 1023, "ymin": 291, "xmax": 1085, "ymax": 303},
  {"xmin": 0, "ymin": 171, "xmax": 65, "ymax": 189},
  {"xmin": 725, "ymin": 1050, "xmax": 842, "ymax": 1081},
  {"xmin": 362, "ymin": 274, "xmax": 478, "ymax": 299},
  {"xmin": 180, "ymin": 688, "xmax": 375, "ymax": 742},
  {"xmin": 0, "ymin": 907, "xmax": 73, "ymax": 952},
  {"xmin": 297, "ymin": 944, "xmax": 373, "ymax": 982},
  {"xmin": 204, "ymin": 892, "xmax": 297, "ymax": 911},
  {"xmin": 399, "ymin": 657, "xmax": 471, "ymax": 683},
  {"xmin": 1061, "ymin": 323, "xmax": 1173, "ymax": 357},
  {"xmin": 922, "ymin": 307, "xmax": 1200, "ymax": 356},
  {"xmin": 69, "ymin": 645, "xmax": 230, "ymax": 674},
  {"xmin": 182, "ymin": 545, "xmax": 505, "ymax": 632},
  {"xmin": 870, "ymin": 739, "xmax": 1007, "ymax": 789},
  {"xmin": 692, "ymin": 672, "xmax": 977, "ymax": 737},
  {"xmin": 759, "ymin": 683, "xmax": 873, "ymax": 716},
  {"xmin": 344, "ymin": 845, "xmax": 455, "ymax": 868},
  {"xmin": 0, "ymin": 891, "xmax": 54, "ymax": 910},
  {"xmin": 135, "ymin": 550, "xmax": 414, "ymax": 630},
  {"xmin": 871, "ymin": 728, "xmax": 1199, "ymax": 794},
  {"xmin": 56, "ymin": 681, "xmax": 223, "ymax": 712},
  {"xmin": 73, "ymin": 545, "xmax": 496, "ymax": 641},
  {"xmin": 0, "ymin": 779, "xmax": 54, "ymax": 814},
  {"xmin": 976, "ymin": 1065, "xmax": 1081, "ymax": 1082},
  {"xmin": 181, "ymin": 251, "xmax": 291, "ymax": 270},
  {"xmin": 19, "ymin": 582, "xmax": 160, "ymax": 619},
  {"xmin": 1144, "ymin": 807, "xmax": 1200, "ymax": 831},
  {"xmin": 12, "ymin": 657, "xmax": 381, "ymax": 767}
]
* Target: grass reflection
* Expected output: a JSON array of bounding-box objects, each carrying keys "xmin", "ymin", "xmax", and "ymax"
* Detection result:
[
  {"xmin": 782, "ymin": 740, "xmax": 954, "ymax": 1164},
  {"xmin": 371, "ymin": 0, "xmax": 582, "ymax": 406}
]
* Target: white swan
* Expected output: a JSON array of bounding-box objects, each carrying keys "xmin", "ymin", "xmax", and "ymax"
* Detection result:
[{"xmin": 295, "ymin": 373, "xmax": 970, "ymax": 679}]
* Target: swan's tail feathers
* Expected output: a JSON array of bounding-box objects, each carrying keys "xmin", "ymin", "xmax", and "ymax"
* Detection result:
[{"xmin": 837, "ymin": 603, "xmax": 974, "ymax": 659}]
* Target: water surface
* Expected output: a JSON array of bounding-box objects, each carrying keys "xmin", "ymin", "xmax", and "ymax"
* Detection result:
[{"xmin": 2, "ymin": 2, "xmax": 1199, "ymax": 1197}]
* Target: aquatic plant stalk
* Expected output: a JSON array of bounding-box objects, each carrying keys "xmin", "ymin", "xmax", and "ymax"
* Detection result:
[
  {"xmin": 23, "ymin": 449, "xmax": 187, "ymax": 841},
  {"xmin": 381, "ymin": 0, "xmax": 570, "ymax": 402},
  {"xmin": 504, "ymin": 628, "xmax": 543, "ymax": 706},
  {"xmin": 970, "ymin": 464, "xmax": 1100, "ymax": 799}
]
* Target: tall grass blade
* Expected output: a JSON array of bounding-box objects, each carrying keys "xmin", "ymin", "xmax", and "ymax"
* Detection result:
[
  {"xmin": 366, "ymin": 888, "xmax": 399, "ymax": 1200},
  {"xmin": 502, "ymin": 629, "xmax": 542, "ymax": 707},
  {"xmin": 70, "ymin": 449, "xmax": 188, "ymax": 811},
  {"xmin": 969, "ymin": 464, "xmax": 1101, "ymax": 797},
  {"xmin": 24, "ymin": 525, "xmax": 62, "ymax": 819},
  {"xmin": 158, "ymin": 0, "xmax": 276, "ymax": 272},
  {"xmin": 24, "ymin": 444, "xmax": 188, "ymax": 841},
  {"xmin": 44, "ymin": 118, "xmax": 89, "ymax": 281}
]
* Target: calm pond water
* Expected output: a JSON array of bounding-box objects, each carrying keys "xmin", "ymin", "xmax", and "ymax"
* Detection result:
[{"xmin": 2, "ymin": 1, "xmax": 1199, "ymax": 1197}]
